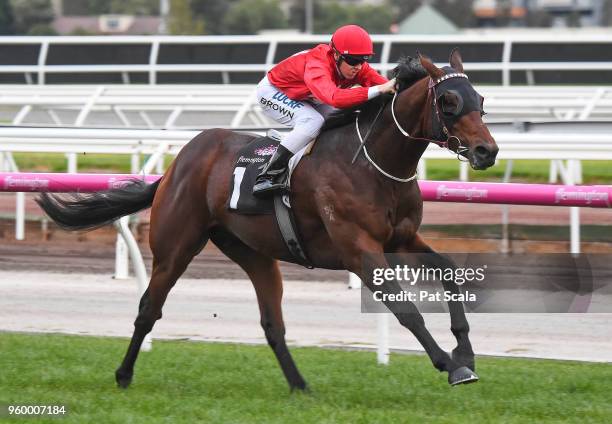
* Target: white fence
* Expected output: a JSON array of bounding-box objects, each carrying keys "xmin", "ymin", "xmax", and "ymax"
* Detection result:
[
  {"xmin": 0, "ymin": 84, "xmax": 265, "ymax": 128},
  {"xmin": 3, "ymin": 34, "xmax": 612, "ymax": 85},
  {"xmin": 2, "ymin": 84, "xmax": 612, "ymax": 128},
  {"xmin": 2, "ymin": 123, "xmax": 611, "ymax": 164}
]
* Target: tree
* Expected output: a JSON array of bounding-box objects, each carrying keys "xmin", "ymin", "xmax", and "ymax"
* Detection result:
[
  {"xmin": 222, "ymin": 0, "xmax": 287, "ymax": 35},
  {"xmin": 168, "ymin": 0, "xmax": 205, "ymax": 35},
  {"xmin": 190, "ymin": 0, "xmax": 236, "ymax": 35},
  {"xmin": 69, "ymin": 26, "xmax": 98, "ymax": 35},
  {"xmin": 0, "ymin": 0, "xmax": 16, "ymax": 34},
  {"xmin": 10, "ymin": 0, "xmax": 54, "ymax": 34},
  {"xmin": 290, "ymin": 0, "xmax": 393, "ymax": 34},
  {"xmin": 62, "ymin": 0, "xmax": 110, "ymax": 15},
  {"xmin": 26, "ymin": 23, "xmax": 57, "ymax": 35},
  {"xmin": 289, "ymin": 0, "xmax": 320, "ymax": 32},
  {"xmin": 351, "ymin": 4, "xmax": 394, "ymax": 34},
  {"xmin": 110, "ymin": 0, "xmax": 159, "ymax": 15},
  {"xmin": 313, "ymin": 1, "xmax": 349, "ymax": 33}
]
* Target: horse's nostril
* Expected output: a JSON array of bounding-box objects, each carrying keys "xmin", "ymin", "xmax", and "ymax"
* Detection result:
[{"xmin": 474, "ymin": 145, "xmax": 490, "ymax": 160}]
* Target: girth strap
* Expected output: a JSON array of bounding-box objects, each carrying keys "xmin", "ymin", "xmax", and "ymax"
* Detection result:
[{"xmin": 273, "ymin": 194, "xmax": 314, "ymax": 269}]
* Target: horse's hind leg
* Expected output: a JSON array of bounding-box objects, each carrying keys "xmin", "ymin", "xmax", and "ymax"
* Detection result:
[
  {"xmin": 115, "ymin": 210, "xmax": 209, "ymax": 388},
  {"xmin": 210, "ymin": 228, "xmax": 307, "ymax": 392}
]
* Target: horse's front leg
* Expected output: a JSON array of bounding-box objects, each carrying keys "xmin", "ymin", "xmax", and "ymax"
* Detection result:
[
  {"xmin": 396, "ymin": 233, "xmax": 476, "ymax": 372},
  {"xmin": 319, "ymin": 214, "xmax": 476, "ymax": 385}
]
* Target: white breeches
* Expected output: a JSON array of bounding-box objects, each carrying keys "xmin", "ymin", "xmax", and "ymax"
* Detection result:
[{"xmin": 256, "ymin": 75, "xmax": 336, "ymax": 154}]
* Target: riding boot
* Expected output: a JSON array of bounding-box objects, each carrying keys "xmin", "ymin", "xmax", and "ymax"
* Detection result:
[{"xmin": 252, "ymin": 144, "xmax": 294, "ymax": 197}]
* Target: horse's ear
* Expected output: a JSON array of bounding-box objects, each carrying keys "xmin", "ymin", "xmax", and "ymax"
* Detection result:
[
  {"xmin": 418, "ymin": 53, "xmax": 444, "ymax": 79},
  {"xmin": 449, "ymin": 48, "xmax": 464, "ymax": 73}
]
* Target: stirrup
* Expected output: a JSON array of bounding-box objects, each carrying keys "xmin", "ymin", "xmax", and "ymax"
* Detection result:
[{"xmin": 252, "ymin": 172, "xmax": 290, "ymax": 197}]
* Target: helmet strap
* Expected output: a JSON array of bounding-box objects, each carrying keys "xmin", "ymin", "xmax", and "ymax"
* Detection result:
[
  {"xmin": 330, "ymin": 42, "xmax": 343, "ymax": 66},
  {"xmin": 330, "ymin": 43, "xmax": 347, "ymax": 78}
]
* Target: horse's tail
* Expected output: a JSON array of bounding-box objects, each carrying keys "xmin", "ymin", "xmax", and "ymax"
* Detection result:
[{"xmin": 35, "ymin": 179, "xmax": 161, "ymax": 231}]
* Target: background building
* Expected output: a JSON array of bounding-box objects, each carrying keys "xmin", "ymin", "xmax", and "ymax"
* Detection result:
[{"xmin": 473, "ymin": 0, "xmax": 605, "ymax": 27}]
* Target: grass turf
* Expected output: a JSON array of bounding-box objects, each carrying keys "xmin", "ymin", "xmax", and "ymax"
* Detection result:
[
  {"xmin": 11, "ymin": 154, "xmax": 612, "ymax": 185},
  {"xmin": 1, "ymin": 332, "xmax": 610, "ymax": 423}
]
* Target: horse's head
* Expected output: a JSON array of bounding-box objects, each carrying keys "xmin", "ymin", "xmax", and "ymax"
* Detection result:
[
  {"xmin": 395, "ymin": 50, "xmax": 498, "ymax": 170},
  {"xmin": 421, "ymin": 50, "xmax": 498, "ymax": 169}
]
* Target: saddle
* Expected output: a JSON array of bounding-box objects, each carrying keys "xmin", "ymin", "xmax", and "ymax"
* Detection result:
[{"xmin": 227, "ymin": 130, "xmax": 313, "ymax": 268}]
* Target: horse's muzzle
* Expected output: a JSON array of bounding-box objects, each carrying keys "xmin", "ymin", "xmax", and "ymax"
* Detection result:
[{"xmin": 470, "ymin": 143, "xmax": 498, "ymax": 170}]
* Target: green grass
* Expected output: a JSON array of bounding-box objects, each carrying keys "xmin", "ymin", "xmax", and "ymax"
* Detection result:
[
  {"xmin": 1, "ymin": 332, "xmax": 611, "ymax": 423},
  {"xmin": 11, "ymin": 153, "xmax": 175, "ymax": 174},
  {"xmin": 12, "ymin": 153, "xmax": 134, "ymax": 173},
  {"xmin": 425, "ymin": 159, "xmax": 612, "ymax": 184},
  {"xmin": 10, "ymin": 154, "xmax": 612, "ymax": 184}
]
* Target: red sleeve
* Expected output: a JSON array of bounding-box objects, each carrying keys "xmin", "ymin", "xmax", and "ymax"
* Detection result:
[
  {"xmin": 304, "ymin": 58, "xmax": 370, "ymax": 109},
  {"xmin": 358, "ymin": 62, "xmax": 388, "ymax": 86}
]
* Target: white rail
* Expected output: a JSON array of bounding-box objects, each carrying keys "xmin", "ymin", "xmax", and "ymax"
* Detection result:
[
  {"xmin": 1, "ymin": 85, "xmax": 612, "ymax": 130},
  {"xmin": 2, "ymin": 34, "xmax": 612, "ymax": 85}
]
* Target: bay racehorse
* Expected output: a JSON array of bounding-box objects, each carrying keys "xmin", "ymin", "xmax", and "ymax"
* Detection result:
[{"xmin": 37, "ymin": 50, "xmax": 498, "ymax": 390}]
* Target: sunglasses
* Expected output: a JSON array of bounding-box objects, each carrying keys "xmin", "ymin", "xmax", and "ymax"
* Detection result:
[{"xmin": 341, "ymin": 54, "xmax": 370, "ymax": 66}]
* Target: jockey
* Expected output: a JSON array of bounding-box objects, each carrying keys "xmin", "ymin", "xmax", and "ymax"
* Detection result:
[{"xmin": 253, "ymin": 24, "xmax": 397, "ymax": 197}]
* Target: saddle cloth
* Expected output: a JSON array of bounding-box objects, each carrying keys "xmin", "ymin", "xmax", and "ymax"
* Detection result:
[{"xmin": 228, "ymin": 130, "xmax": 312, "ymax": 215}]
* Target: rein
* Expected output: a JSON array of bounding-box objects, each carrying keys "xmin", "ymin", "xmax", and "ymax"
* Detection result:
[{"xmin": 355, "ymin": 113, "xmax": 418, "ymax": 183}]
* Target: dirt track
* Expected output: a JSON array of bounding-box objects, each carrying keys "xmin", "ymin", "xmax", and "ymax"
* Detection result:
[
  {"xmin": 1, "ymin": 270, "xmax": 611, "ymax": 363},
  {"xmin": 0, "ymin": 193, "xmax": 610, "ymax": 363}
]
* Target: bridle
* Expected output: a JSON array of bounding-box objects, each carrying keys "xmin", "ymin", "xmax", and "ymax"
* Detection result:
[
  {"xmin": 392, "ymin": 72, "xmax": 470, "ymax": 158},
  {"xmin": 355, "ymin": 72, "xmax": 471, "ymax": 183}
]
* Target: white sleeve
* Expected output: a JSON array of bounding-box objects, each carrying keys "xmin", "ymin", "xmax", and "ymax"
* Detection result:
[{"xmin": 367, "ymin": 86, "xmax": 381, "ymax": 100}]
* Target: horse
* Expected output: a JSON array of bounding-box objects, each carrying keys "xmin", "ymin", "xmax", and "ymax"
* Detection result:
[{"xmin": 37, "ymin": 49, "xmax": 498, "ymax": 391}]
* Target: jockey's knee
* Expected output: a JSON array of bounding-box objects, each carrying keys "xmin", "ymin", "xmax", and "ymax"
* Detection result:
[
  {"xmin": 282, "ymin": 115, "xmax": 324, "ymax": 153},
  {"xmin": 307, "ymin": 113, "xmax": 325, "ymax": 138},
  {"xmin": 295, "ymin": 113, "xmax": 325, "ymax": 140}
]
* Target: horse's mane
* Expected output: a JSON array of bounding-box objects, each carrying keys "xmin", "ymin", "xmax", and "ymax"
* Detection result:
[{"xmin": 321, "ymin": 56, "xmax": 428, "ymax": 132}]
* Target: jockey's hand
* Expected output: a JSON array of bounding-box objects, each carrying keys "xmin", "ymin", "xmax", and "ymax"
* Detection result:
[{"xmin": 377, "ymin": 78, "xmax": 397, "ymax": 94}]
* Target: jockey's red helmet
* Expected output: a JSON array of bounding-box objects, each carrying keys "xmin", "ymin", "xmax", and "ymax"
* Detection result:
[{"xmin": 331, "ymin": 25, "xmax": 374, "ymax": 57}]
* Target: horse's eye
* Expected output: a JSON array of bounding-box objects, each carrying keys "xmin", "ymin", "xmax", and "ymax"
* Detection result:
[{"xmin": 439, "ymin": 91, "xmax": 462, "ymax": 116}]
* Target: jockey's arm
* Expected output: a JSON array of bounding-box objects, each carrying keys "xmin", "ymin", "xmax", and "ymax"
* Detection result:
[
  {"xmin": 305, "ymin": 62, "xmax": 395, "ymax": 109},
  {"xmin": 305, "ymin": 64, "xmax": 369, "ymax": 108},
  {"xmin": 358, "ymin": 63, "xmax": 389, "ymax": 86}
]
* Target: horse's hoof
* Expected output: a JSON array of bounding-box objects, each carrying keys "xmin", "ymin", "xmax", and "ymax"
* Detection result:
[
  {"xmin": 452, "ymin": 350, "xmax": 476, "ymax": 372},
  {"xmin": 448, "ymin": 366, "xmax": 479, "ymax": 386},
  {"xmin": 115, "ymin": 369, "xmax": 133, "ymax": 389}
]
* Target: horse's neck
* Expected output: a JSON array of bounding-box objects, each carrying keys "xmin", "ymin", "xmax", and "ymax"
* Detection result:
[{"xmin": 363, "ymin": 78, "xmax": 431, "ymax": 181}]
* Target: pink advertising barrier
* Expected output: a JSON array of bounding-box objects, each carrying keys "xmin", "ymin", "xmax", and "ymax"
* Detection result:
[
  {"xmin": 0, "ymin": 173, "xmax": 610, "ymax": 208},
  {"xmin": 418, "ymin": 180, "xmax": 611, "ymax": 209},
  {"xmin": 0, "ymin": 173, "xmax": 161, "ymax": 193}
]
